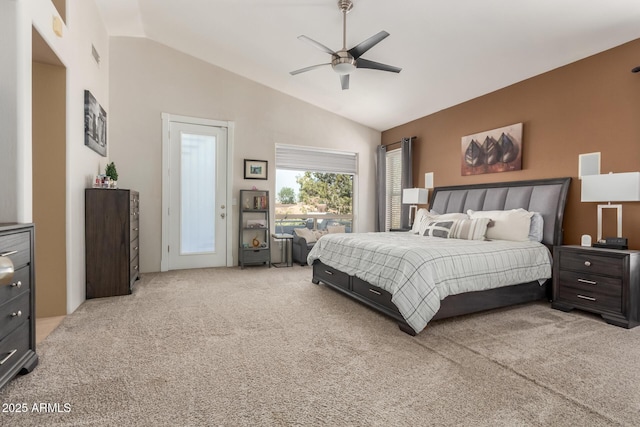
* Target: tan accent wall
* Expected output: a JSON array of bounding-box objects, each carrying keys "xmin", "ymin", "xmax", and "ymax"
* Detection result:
[
  {"xmin": 382, "ymin": 38, "xmax": 640, "ymax": 248},
  {"xmin": 32, "ymin": 61, "xmax": 67, "ymax": 317}
]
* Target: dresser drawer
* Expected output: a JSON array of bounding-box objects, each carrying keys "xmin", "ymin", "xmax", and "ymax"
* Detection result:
[
  {"xmin": 131, "ymin": 238, "xmax": 139, "ymax": 260},
  {"xmin": 130, "ymin": 221, "xmax": 139, "ymax": 242},
  {"xmin": 0, "ymin": 292, "xmax": 30, "ymax": 340},
  {"xmin": 559, "ymin": 250, "xmax": 623, "ymax": 277},
  {"xmin": 352, "ymin": 277, "xmax": 395, "ymax": 310},
  {"xmin": 0, "ymin": 322, "xmax": 30, "ymax": 380},
  {"xmin": 0, "ymin": 266, "xmax": 30, "ymax": 305},
  {"xmin": 314, "ymin": 263, "xmax": 349, "ymax": 290},
  {"xmin": 0, "ymin": 232, "xmax": 31, "ymax": 270}
]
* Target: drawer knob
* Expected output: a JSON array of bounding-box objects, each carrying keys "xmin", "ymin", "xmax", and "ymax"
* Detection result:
[
  {"xmin": 11, "ymin": 310, "xmax": 22, "ymax": 317},
  {"xmin": 11, "ymin": 281, "xmax": 22, "ymax": 288},
  {"xmin": 584, "ymin": 261, "xmax": 591, "ymax": 267}
]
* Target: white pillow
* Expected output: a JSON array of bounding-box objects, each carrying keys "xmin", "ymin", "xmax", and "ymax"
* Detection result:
[
  {"xmin": 411, "ymin": 208, "xmax": 429, "ymax": 234},
  {"xmin": 467, "ymin": 208, "xmax": 533, "ymax": 242},
  {"xmin": 293, "ymin": 228, "xmax": 317, "ymax": 243}
]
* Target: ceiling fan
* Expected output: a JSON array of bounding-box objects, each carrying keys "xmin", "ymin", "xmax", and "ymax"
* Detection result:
[{"xmin": 290, "ymin": 0, "xmax": 401, "ymax": 90}]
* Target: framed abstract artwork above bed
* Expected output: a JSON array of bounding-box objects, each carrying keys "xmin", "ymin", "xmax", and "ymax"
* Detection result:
[{"xmin": 461, "ymin": 123, "xmax": 522, "ymax": 176}]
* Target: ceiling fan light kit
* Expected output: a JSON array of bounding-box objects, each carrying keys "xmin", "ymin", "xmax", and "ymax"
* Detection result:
[{"xmin": 290, "ymin": 0, "xmax": 401, "ymax": 90}]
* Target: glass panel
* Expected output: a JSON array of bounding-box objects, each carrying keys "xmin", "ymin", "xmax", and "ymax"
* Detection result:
[{"xmin": 181, "ymin": 133, "xmax": 216, "ymax": 254}]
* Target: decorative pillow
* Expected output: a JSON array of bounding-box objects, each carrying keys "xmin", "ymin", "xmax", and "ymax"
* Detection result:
[
  {"xmin": 467, "ymin": 208, "xmax": 533, "ymax": 242},
  {"xmin": 327, "ymin": 225, "xmax": 346, "ymax": 234},
  {"xmin": 313, "ymin": 230, "xmax": 328, "ymax": 240},
  {"xmin": 449, "ymin": 218, "xmax": 491, "ymax": 240},
  {"xmin": 421, "ymin": 220, "xmax": 455, "ymax": 238},
  {"xmin": 411, "ymin": 208, "xmax": 430, "ymax": 234},
  {"xmin": 528, "ymin": 212, "xmax": 544, "ymax": 242},
  {"xmin": 417, "ymin": 212, "xmax": 468, "ymax": 236},
  {"xmin": 293, "ymin": 227, "xmax": 317, "ymax": 243}
]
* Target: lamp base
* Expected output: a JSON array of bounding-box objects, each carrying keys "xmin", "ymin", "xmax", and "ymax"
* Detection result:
[{"xmin": 596, "ymin": 204, "xmax": 622, "ymax": 242}]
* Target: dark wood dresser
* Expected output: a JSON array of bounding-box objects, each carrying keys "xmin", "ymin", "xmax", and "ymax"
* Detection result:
[
  {"xmin": 552, "ymin": 245, "xmax": 640, "ymax": 328},
  {"xmin": 0, "ymin": 223, "xmax": 38, "ymax": 390},
  {"xmin": 85, "ymin": 189, "xmax": 140, "ymax": 298}
]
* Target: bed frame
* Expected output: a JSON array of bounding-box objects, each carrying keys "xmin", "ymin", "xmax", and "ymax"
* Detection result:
[{"xmin": 311, "ymin": 177, "xmax": 571, "ymax": 335}]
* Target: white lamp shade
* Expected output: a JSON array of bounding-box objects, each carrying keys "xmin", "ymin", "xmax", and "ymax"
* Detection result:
[
  {"xmin": 402, "ymin": 188, "xmax": 429, "ymax": 204},
  {"xmin": 581, "ymin": 172, "xmax": 640, "ymax": 202}
]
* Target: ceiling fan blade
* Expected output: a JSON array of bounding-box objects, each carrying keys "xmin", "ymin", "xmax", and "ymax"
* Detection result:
[
  {"xmin": 340, "ymin": 74, "xmax": 350, "ymax": 90},
  {"xmin": 347, "ymin": 31, "xmax": 390, "ymax": 59},
  {"xmin": 297, "ymin": 35, "xmax": 337, "ymax": 56},
  {"xmin": 356, "ymin": 58, "xmax": 402, "ymax": 73},
  {"xmin": 290, "ymin": 63, "xmax": 331, "ymax": 75}
]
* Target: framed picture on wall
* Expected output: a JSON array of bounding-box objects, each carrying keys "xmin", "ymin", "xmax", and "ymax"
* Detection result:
[
  {"xmin": 244, "ymin": 159, "xmax": 268, "ymax": 180},
  {"xmin": 84, "ymin": 90, "xmax": 107, "ymax": 157}
]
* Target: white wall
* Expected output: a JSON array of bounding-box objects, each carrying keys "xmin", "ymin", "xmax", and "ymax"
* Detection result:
[
  {"xmin": 108, "ymin": 37, "xmax": 381, "ymax": 272},
  {"xmin": 0, "ymin": 0, "xmax": 109, "ymax": 314}
]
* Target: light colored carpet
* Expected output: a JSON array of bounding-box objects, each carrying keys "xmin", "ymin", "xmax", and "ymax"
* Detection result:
[{"xmin": 1, "ymin": 266, "xmax": 639, "ymax": 426}]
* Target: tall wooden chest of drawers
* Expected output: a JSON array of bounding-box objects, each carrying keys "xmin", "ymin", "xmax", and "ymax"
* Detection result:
[
  {"xmin": 85, "ymin": 189, "xmax": 140, "ymax": 298},
  {"xmin": 0, "ymin": 223, "xmax": 38, "ymax": 390},
  {"xmin": 552, "ymin": 245, "xmax": 640, "ymax": 328}
]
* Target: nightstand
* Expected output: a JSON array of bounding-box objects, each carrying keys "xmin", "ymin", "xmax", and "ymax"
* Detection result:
[{"xmin": 552, "ymin": 245, "xmax": 640, "ymax": 328}]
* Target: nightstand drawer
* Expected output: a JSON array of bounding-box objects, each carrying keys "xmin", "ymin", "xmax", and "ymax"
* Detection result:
[
  {"xmin": 558, "ymin": 270, "xmax": 622, "ymax": 296},
  {"xmin": 559, "ymin": 250, "xmax": 623, "ymax": 277},
  {"xmin": 557, "ymin": 286, "xmax": 622, "ymax": 314}
]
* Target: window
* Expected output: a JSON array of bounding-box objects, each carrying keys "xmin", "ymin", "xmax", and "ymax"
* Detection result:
[
  {"xmin": 275, "ymin": 145, "xmax": 356, "ymax": 234},
  {"xmin": 385, "ymin": 149, "xmax": 402, "ymax": 231}
]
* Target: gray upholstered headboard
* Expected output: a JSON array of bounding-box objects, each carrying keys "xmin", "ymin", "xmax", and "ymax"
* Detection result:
[{"xmin": 429, "ymin": 177, "xmax": 571, "ymax": 247}]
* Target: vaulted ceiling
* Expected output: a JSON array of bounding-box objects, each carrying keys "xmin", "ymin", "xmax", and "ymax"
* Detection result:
[{"xmin": 95, "ymin": 0, "xmax": 640, "ymax": 131}]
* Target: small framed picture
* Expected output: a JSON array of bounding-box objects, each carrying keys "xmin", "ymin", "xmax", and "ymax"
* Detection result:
[{"xmin": 244, "ymin": 159, "xmax": 268, "ymax": 180}]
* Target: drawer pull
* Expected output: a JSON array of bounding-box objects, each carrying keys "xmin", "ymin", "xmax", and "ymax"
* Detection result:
[
  {"xmin": 0, "ymin": 349, "xmax": 17, "ymax": 365},
  {"xmin": 584, "ymin": 261, "xmax": 591, "ymax": 267},
  {"xmin": 324, "ymin": 270, "xmax": 334, "ymax": 275},
  {"xmin": 11, "ymin": 281, "xmax": 22, "ymax": 288},
  {"xmin": 368, "ymin": 288, "xmax": 382, "ymax": 296},
  {"xmin": 0, "ymin": 250, "xmax": 18, "ymax": 257},
  {"xmin": 134, "ymin": 247, "xmax": 139, "ymax": 251},
  {"xmin": 577, "ymin": 294, "xmax": 596, "ymax": 301},
  {"xmin": 133, "ymin": 228, "xmax": 139, "ymax": 231},
  {"xmin": 0, "ymin": 257, "xmax": 15, "ymax": 284},
  {"xmin": 133, "ymin": 265, "xmax": 139, "ymax": 271},
  {"xmin": 11, "ymin": 310, "xmax": 22, "ymax": 318},
  {"xmin": 577, "ymin": 278, "xmax": 597, "ymax": 285}
]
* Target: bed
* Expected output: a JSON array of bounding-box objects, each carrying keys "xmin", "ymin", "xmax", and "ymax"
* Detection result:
[{"xmin": 308, "ymin": 177, "xmax": 571, "ymax": 335}]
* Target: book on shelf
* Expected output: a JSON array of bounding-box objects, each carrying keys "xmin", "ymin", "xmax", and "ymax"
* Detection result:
[{"xmin": 253, "ymin": 195, "xmax": 268, "ymax": 209}]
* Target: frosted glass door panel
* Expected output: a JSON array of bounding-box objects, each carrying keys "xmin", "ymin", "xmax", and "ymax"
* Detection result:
[{"xmin": 181, "ymin": 133, "xmax": 216, "ymax": 254}]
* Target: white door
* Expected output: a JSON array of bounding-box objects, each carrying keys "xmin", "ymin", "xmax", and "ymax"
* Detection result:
[{"xmin": 168, "ymin": 121, "xmax": 227, "ymax": 269}]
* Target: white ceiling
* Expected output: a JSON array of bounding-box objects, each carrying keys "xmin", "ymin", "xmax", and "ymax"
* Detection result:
[{"xmin": 94, "ymin": 0, "xmax": 640, "ymax": 132}]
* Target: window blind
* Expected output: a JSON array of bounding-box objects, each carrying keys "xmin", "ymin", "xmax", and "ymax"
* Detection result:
[
  {"xmin": 385, "ymin": 149, "xmax": 402, "ymax": 231},
  {"xmin": 276, "ymin": 145, "xmax": 357, "ymax": 174}
]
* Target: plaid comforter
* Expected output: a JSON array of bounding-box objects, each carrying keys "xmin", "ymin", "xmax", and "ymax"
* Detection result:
[{"xmin": 307, "ymin": 232, "xmax": 552, "ymax": 333}]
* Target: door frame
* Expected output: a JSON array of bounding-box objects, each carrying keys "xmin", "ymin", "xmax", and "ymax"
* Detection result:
[{"xmin": 160, "ymin": 113, "xmax": 235, "ymax": 271}]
